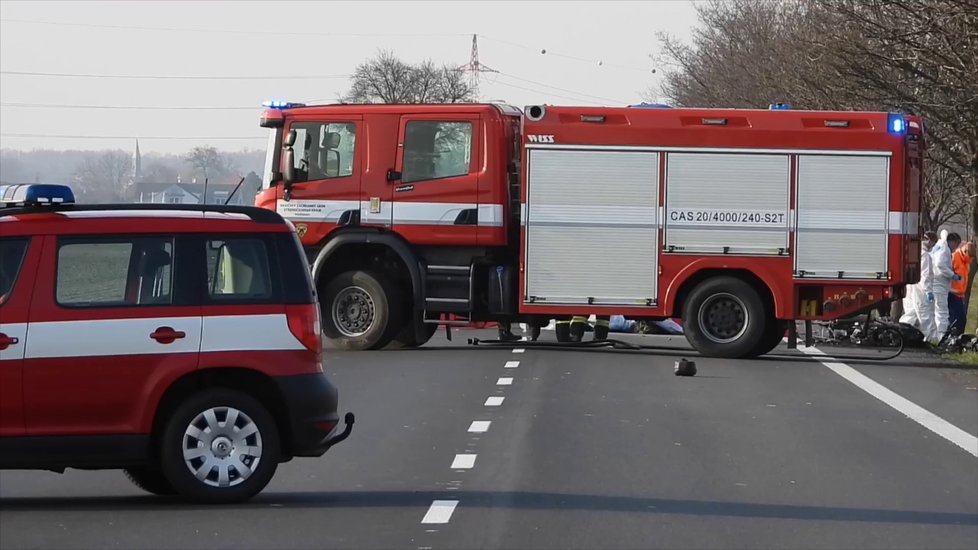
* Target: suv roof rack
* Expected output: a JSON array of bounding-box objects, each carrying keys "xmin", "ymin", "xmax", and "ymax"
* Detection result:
[{"xmin": 1, "ymin": 201, "xmax": 287, "ymax": 224}]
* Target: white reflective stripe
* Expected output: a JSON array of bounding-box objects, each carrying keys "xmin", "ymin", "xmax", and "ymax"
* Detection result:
[
  {"xmin": 278, "ymin": 199, "xmax": 503, "ymax": 227},
  {"xmin": 477, "ymin": 204, "xmax": 504, "ymax": 227},
  {"xmin": 200, "ymin": 314, "xmax": 304, "ymax": 352},
  {"xmin": 393, "ymin": 202, "xmax": 474, "ymax": 226},
  {"xmin": 24, "ymin": 317, "xmax": 203, "ymax": 359},
  {"xmin": 888, "ymin": 211, "xmax": 919, "ymax": 235},
  {"xmin": 797, "ymin": 210, "xmax": 886, "ymax": 231},
  {"xmin": 0, "ymin": 322, "xmax": 28, "ymax": 361},
  {"xmin": 277, "ymin": 199, "xmax": 358, "ymax": 222},
  {"xmin": 527, "ymin": 204, "xmax": 659, "ymax": 228},
  {"xmin": 520, "ymin": 203, "xmax": 527, "ymax": 226},
  {"xmin": 361, "ymin": 200, "xmax": 392, "ymax": 225}
]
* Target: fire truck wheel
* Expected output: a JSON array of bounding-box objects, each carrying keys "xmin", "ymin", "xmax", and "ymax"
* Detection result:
[
  {"xmin": 748, "ymin": 320, "xmax": 787, "ymax": 357},
  {"xmin": 683, "ymin": 277, "xmax": 767, "ymax": 358},
  {"xmin": 389, "ymin": 316, "xmax": 438, "ymax": 348},
  {"xmin": 160, "ymin": 389, "xmax": 280, "ymax": 504},
  {"xmin": 321, "ymin": 269, "xmax": 404, "ymax": 351}
]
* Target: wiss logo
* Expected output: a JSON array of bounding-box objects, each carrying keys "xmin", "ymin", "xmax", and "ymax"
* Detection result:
[{"xmin": 526, "ymin": 134, "xmax": 556, "ymax": 143}]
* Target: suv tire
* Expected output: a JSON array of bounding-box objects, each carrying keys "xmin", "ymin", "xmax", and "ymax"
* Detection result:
[
  {"xmin": 322, "ymin": 269, "xmax": 403, "ymax": 351},
  {"xmin": 124, "ymin": 467, "xmax": 176, "ymax": 496},
  {"xmin": 683, "ymin": 276, "xmax": 767, "ymax": 359},
  {"xmin": 160, "ymin": 389, "xmax": 280, "ymax": 504}
]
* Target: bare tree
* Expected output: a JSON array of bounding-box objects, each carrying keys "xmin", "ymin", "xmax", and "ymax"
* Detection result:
[
  {"xmin": 142, "ymin": 161, "xmax": 178, "ymax": 183},
  {"xmin": 345, "ymin": 49, "xmax": 475, "ymax": 104},
  {"xmin": 185, "ymin": 146, "xmax": 234, "ymax": 181},
  {"xmin": 654, "ymin": 0, "xmax": 978, "ymax": 236},
  {"xmin": 73, "ymin": 150, "xmax": 133, "ymax": 202}
]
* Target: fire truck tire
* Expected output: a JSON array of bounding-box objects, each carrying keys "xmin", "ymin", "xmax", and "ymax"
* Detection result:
[
  {"xmin": 683, "ymin": 277, "xmax": 767, "ymax": 359},
  {"xmin": 321, "ymin": 269, "xmax": 404, "ymax": 351},
  {"xmin": 748, "ymin": 320, "xmax": 787, "ymax": 357},
  {"xmin": 159, "ymin": 389, "xmax": 281, "ymax": 504},
  {"xmin": 389, "ymin": 315, "xmax": 438, "ymax": 348}
]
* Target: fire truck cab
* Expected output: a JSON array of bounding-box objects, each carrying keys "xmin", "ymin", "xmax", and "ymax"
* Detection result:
[{"xmin": 255, "ymin": 101, "xmax": 924, "ymax": 358}]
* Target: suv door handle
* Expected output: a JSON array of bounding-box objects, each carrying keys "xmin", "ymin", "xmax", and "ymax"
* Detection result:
[
  {"xmin": 150, "ymin": 327, "xmax": 186, "ymax": 345},
  {"xmin": 0, "ymin": 332, "xmax": 19, "ymax": 351}
]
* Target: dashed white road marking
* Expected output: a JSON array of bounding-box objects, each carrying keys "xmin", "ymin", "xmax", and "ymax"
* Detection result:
[
  {"xmin": 485, "ymin": 396, "xmax": 505, "ymax": 406},
  {"xmin": 513, "ymin": 348, "xmax": 525, "ymax": 354},
  {"xmin": 451, "ymin": 454, "xmax": 477, "ymax": 469},
  {"xmin": 468, "ymin": 420, "xmax": 491, "ymax": 433},
  {"xmin": 497, "ymin": 377, "xmax": 514, "ymax": 385},
  {"xmin": 504, "ymin": 360, "xmax": 520, "ymax": 369},
  {"xmin": 801, "ymin": 346, "xmax": 978, "ymax": 458},
  {"xmin": 421, "ymin": 500, "xmax": 458, "ymax": 524}
]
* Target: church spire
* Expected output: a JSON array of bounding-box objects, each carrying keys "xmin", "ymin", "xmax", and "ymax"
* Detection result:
[{"xmin": 131, "ymin": 139, "xmax": 142, "ymax": 184}]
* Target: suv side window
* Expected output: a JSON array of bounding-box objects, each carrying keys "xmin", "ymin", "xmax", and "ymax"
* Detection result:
[
  {"xmin": 56, "ymin": 237, "xmax": 174, "ymax": 307},
  {"xmin": 0, "ymin": 237, "xmax": 29, "ymax": 306},
  {"xmin": 402, "ymin": 121, "xmax": 473, "ymax": 183},
  {"xmin": 206, "ymin": 237, "xmax": 274, "ymax": 301},
  {"xmin": 289, "ymin": 121, "xmax": 357, "ymax": 183}
]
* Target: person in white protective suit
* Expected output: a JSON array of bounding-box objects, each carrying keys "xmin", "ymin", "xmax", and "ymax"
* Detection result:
[
  {"xmin": 900, "ymin": 231, "xmax": 938, "ymax": 342},
  {"xmin": 930, "ymin": 229, "xmax": 957, "ymax": 341}
]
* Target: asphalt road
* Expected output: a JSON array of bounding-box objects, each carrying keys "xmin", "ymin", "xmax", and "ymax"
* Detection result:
[{"xmin": 1, "ymin": 330, "xmax": 976, "ymax": 550}]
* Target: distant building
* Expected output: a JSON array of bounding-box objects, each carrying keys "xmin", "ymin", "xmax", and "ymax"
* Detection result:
[{"xmin": 131, "ymin": 181, "xmax": 249, "ymax": 206}]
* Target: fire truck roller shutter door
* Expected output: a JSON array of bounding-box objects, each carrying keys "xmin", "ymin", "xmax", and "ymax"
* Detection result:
[
  {"xmin": 795, "ymin": 154, "xmax": 890, "ymax": 279},
  {"xmin": 523, "ymin": 148, "xmax": 659, "ymax": 307}
]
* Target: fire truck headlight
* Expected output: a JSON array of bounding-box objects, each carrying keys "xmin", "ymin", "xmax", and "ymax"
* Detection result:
[{"xmin": 887, "ymin": 113, "xmax": 906, "ymax": 134}]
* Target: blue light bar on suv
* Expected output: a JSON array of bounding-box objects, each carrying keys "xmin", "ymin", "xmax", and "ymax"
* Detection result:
[{"xmin": 0, "ymin": 183, "xmax": 76, "ymax": 207}]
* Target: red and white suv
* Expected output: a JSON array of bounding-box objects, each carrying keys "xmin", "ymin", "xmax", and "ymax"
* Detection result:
[{"xmin": 0, "ymin": 184, "xmax": 353, "ymax": 504}]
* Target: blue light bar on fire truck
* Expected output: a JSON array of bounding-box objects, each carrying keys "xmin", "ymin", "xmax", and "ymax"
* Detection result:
[
  {"xmin": 768, "ymin": 102, "xmax": 791, "ymax": 110},
  {"xmin": 262, "ymin": 99, "xmax": 306, "ymax": 110},
  {"xmin": 887, "ymin": 113, "xmax": 906, "ymax": 134},
  {"xmin": 0, "ymin": 183, "xmax": 75, "ymax": 208}
]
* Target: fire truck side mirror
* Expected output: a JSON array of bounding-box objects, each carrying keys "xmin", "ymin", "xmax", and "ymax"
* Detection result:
[
  {"xmin": 282, "ymin": 147, "xmax": 295, "ymax": 185},
  {"xmin": 386, "ymin": 169, "xmax": 402, "ymax": 183}
]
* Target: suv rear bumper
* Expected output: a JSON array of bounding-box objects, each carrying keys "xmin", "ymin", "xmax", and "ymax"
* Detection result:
[{"xmin": 274, "ymin": 373, "xmax": 354, "ymax": 458}]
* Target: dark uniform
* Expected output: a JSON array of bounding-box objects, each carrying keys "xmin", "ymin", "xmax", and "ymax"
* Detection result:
[
  {"xmin": 569, "ymin": 315, "xmax": 611, "ymax": 342},
  {"xmin": 555, "ymin": 317, "xmax": 573, "ymax": 342}
]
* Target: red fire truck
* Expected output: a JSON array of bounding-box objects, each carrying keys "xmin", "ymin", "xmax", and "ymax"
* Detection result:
[{"xmin": 254, "ymin": 101, "xmax": 924, "ymax": 358}]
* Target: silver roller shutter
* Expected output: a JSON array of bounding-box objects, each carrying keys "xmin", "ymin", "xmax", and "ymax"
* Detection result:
[
  {"xmin": 664, "ymin": 153, "xmax": 790, "ymax": 255},
  {"xmin": 795, "ymin": 155, "xmax": 889, "ymax": 279},
  {"xmin": 524, "ymin": 148, "xmax": 659, "ymax": 306}
]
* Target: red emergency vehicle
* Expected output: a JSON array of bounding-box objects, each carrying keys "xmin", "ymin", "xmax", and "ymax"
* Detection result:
[{"xmin": 254, "ymin": 101, "xmax": 925, "ymax": 358}]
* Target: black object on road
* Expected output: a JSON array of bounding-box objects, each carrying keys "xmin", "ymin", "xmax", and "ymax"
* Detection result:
[{"xmin": 674, "ymin": 358, "xmax": 697, "ymax": 376}]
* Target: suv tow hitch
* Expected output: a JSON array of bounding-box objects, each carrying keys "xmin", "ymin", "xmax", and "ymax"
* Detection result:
[{"xmin": 323, "ymin": 412, "xmax": 355, "ymax": 450}]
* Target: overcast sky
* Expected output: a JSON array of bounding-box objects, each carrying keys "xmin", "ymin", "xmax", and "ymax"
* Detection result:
[{"xmin": 0, "ymin": 0, "xmax": 700, "ymax": 154}]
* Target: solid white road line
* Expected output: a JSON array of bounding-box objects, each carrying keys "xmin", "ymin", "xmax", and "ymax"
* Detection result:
[
  {"xmin": 801, "ymin": 347, "xmax": 978, "ymax": 458},
  {"xmin": 421, "ymin": 500, "xmax": 459, "ymax": 524},
  {"xmin": 497, "ymin": 377, "xmax": 514, "ymax": 385},
  {"xmin": 451, "ymin": 454, "xmax": 477, "ymax": 469},
  {"xmin": 468, "ymin": 421, "xmax": 491, "ymax": 433},
  {"xmin": 485, "ymin": 396, "xmax": 505, "ymax": 406},
  {"xmin": 504, "ymin": 360, "xmax": 520, "ymax": 368}
]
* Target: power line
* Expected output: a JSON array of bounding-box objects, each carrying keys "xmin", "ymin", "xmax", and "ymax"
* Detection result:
[
  {"xmin": 494, "ymin": 71, "xmax": 627, "ymax": 105},
  {"xmin": 1, "ymin": 70, "xmax": 350, "ymax": 80},
  {"xmin": 1, "ymin": 133, "xmax": 265, "ymax": 140},
  {"xmin": 490, "ymin": 80, "xmax": 605, "ymax": 106},
  {"xmin": 0, "ymin": 18, "xmax": 469, "ymax": 38},
  {"xmin": 1, "ymin": 102, "xmax": 258, "ymax": 110},
  {"xmin": 479, "ymin": 34, "xmax": 652, "ymax": 73},
  {"xmin": 1, "ymin": 18, "xmax": 653, "ymax": 74}
]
